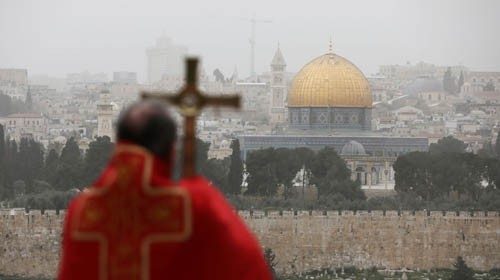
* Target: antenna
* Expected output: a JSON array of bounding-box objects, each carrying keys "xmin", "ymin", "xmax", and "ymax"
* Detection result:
[{"xmin": 239, "ymin": 13, "xmax": 272, "ymax": 80}]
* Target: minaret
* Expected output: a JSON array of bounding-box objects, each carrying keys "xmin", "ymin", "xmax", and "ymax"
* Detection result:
[
  {"xmin": 97, "ymin": 89, "xmax": 114, "ymax": 141},
  {"xmin": 269, "ymin": 44, "xmax": 287, "ymax": 125}
]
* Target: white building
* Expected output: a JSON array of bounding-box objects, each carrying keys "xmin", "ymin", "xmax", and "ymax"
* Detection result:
[
  {"xmin": 146, "ymin": 34, "xmax": 188, "ymax": 84},
  {"xmin": 392, "ymin": 106, "xmax": 424, "ymax": 122}
]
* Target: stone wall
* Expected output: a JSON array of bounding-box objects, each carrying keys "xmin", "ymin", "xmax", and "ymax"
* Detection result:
[
  {"xmin": 0, "ymin": 209, "xmax": 499, "ymax": 278},
  {"xmin": 0, "ymin": 209, "xmax": 64, "ymax": 278}
]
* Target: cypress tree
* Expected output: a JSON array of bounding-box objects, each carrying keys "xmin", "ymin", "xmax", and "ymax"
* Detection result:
[
  {"xmin": 0, "ymin": 124, "xmax": 5, "ymax": 161},
  {"xmin": 26, "ymin": 86, "xmax": 33, "ymax": 111},
  {"xmin": 227, "ymin": 139, "xmax": 243, "ymax": 194},
  {"xmin": 83, "ymin": 136, "xmax": 113, "ymax": 185},
  {"xmin": 495, "ymin": 134, "xmax": 500, "ymax": 159},
  {"xmin": 457, "ymin": 71, "xmax": 464, "ymax": 93},
  {"xmin": 0, "ymin": 125, "xmax": 5, "ymax": 198},
  {"xmin": 44, "ymin": 149, "xmax": 59, "ymax": 185},
  {"xmin": 55, "ymin": 137, "xmax": 83, "ymax": 190},
  {"xmin": 443, "ymin": 67, "xmax": 457, "ymax": 94}
]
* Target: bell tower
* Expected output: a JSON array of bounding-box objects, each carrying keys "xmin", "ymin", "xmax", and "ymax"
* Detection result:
[
  {"xmin": 269, "ymin": 44, "xmax": 287, "ymax": 125},
  {"xmin": 97, "ymin": 89, "xmax": 114, "ymax": 141}
]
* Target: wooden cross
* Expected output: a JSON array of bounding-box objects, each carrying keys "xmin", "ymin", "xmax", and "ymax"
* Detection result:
[{"xmin": 141, "ymin": 58, "xmax": 240, "ymax": 178}]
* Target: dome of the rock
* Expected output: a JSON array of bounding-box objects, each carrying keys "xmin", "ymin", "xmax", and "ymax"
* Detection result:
[
  {"xmin": 288, "ymin": 53, "xmax": 372, "ymax": 108},
  {"xmin": 287, "ymin": 51, "xmax": 373, "ymax": 130}
]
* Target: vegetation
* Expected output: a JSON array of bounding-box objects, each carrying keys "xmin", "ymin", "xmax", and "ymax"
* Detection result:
[
  {"xmin": 227, "ymin": 139, "xmax": 243, "ymax": 194},
  {"xmin": 0, "ymin": 93, "xmax": 31, "ymax": 116},
  {"xmin": 245, "ymin": 147, "xmax": 364, "ymax": 200},
  {"xmin": 2, "ymin": 123, "xmax": 499, "ymax": 212},
  {"xmin": 0, "ymin": 123, "xmax": 114, "ymax": 210},
  {"xmin": 264, "ymin": 247, "xmax": 278, "ymax": 279},
  {"xmin": 273, "ymin": 257, "xmax": 500, "ymax": 280},
  {"xmin": 451, "ymin": 256, "xmax": 475, "ymax": 280},
  {"xmin": 394, "ymin": 136, "xmax": 500, "ymax": 206},
  {"xmin": 443, "ymin": 67, "xmax": 458, "ymax": 95}
]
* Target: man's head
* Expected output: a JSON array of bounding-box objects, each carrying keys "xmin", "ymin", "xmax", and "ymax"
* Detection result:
[{"xmin": 117, "ymin": 101, "xmax": 177, "ymax": 160}]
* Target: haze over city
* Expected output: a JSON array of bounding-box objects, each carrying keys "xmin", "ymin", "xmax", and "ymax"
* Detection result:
[
  {"xmin": 1, "ymin": 1, "xmax": 500, "ymax": 279},
  {"xmin": 1, "ymin": 0, "xmax": 500, "ymax": 81}
]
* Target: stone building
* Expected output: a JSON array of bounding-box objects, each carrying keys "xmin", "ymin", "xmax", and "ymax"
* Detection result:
[
  {"xmin": 0, "ymin": 68, "xmax": 28, "ymax": 101},
  {"xmin": 239, "ymin": 45, "xmax": 428, "ymax": 159},
  {"xmin": 0, "ymin": 112, "xmax": 47, "ymax": 142},
  {"xmin": 340, "ymin": 140, "xmax": 396, "ymax": 189},
  {"xmin": 462, "ymin": 71, "xmax": 500, "ymax": 93},
  {"xmin": 96, "ymin": 90, "xmax": 115, "ymax": 141},
  {"xmin": 269, "ymin": 45, "xmax": 288, "ymax": 125},
  {"xmin": 0, "ymin": 68, "xmax": 28, "ymax": 85}
]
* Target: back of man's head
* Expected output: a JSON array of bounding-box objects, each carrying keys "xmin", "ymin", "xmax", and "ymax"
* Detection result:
[{"xmin": 117, "ymin": 101, "xmax": 177, "ymax": 160}]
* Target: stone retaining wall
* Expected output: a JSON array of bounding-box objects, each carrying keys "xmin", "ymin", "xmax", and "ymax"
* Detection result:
[{"xmin": 0, "ymin": 209, "xmax": 499, "ymax": 278}]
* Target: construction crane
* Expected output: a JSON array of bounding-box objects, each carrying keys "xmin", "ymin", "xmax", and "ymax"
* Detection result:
[{"xmin": 240, "ymin": 13, "xmax": 272, "ymax": 79}]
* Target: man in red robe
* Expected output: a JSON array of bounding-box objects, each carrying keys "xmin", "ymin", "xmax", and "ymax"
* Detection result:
[{"xmin": 58, "ymin": 101, "xmax": 272, "ymax": 280}]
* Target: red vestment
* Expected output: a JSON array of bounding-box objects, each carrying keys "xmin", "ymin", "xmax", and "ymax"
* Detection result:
[{"xmin": 58, "ymin": 143, "xmax": 272, "ymax": 280}]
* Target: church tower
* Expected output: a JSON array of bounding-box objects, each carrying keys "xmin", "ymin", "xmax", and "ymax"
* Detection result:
[
  {"xmin": 97, "ymin": 89, "xmax": 114, "ymax": 141},
  {"xmin": 269, "ymin": 45, "xmax": 287, "ymax": 125}
]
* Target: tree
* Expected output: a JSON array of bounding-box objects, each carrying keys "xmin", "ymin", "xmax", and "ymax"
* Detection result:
[
  {"xmin": 264, "ymin": 247, "xmax": 277, "ymax": 279},
  {"xmin": 0, "ymin": 94, "xmax": 13, "ymax": 116},
  {"xmin": 0, "ymin": 124, "xmax": 4, "ymax": 198},
  {"xmin": 318, "ymin": 168, "xmax": 365, "ymax": 200},
  {"xmin": 451, "ymin": 256, "xmax": 474, "ymax": 280},
  {"xmin": 477, "ymin": 141, "xmax": 494, "ymax": 159},
  {"xmin": 26, "ymin": 87, "xmax": 33, "ymax": 111},
  {"xmin": 17, "ymin": 138, "xmax": 44, "ymax": 191},
  {"xmin": 196, "ymin": 138, "xmax": 210, "ymax": 174},
  {"xmin": 54, "ymin": 137, "xmax": 83, "ymax": 190},
  {"xmin": 429, "ymin": 136, "xmax": 467, "ymax": 155},
  {"xmin": 13, "ymin": 180, "xmax": 26, "ymax": 198},
  {"xmin": 0, "ymin": 93, "xmax": 29, "ymax": 116},
  {"xmin": 203, "ymin": 158, "xmax": 230, "ymax": 192},
  {"xmin": 495, "ymin": 134, "xmax": 500, "ymax": 159},
  {"xmin": 43, "ymin": 149, "xmax": 59, "ymax": 184},
  {"xmin": 394, "ymin": 152, "xmax": 435, "ymax": 200},
  {"xmin": 82, "ymin": 136, "xmax": 114, "ymax": 186},
  {"xmin": 484, "ymin": 80, "xmax": 495, "ymax": 91},
  {"xmin": 443, "ymin": 67, "xmax": 457, "ymax": 94},
  {"xmin": 0, "ymin": 124, "xmax": 5, "ymax": 161},
  {"xmin": 310, "ymin": 147, "xmax": 350, "ymax": 183},
  {"xmin": 246, "ymin": 148, "xmax": 279, "ymax": 196},
  {"xmin": 227, "ymin": 139, "xmax": 243, "ymax": 194},
  {"xmin": 457, "ymin": 71, "xmax": 465, "ymax": 93}
]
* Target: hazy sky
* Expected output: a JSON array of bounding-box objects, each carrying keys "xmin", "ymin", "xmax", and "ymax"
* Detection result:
[{"xmin": 1, "ymin": 0, "xmax": 499, "ymax": 82}]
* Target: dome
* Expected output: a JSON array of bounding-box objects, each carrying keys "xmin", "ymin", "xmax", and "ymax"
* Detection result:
[
  {"xmin": 403, "ymin": 76, "xmax": 443, "ymax": 95},
  {"xmin": 288, "ymin": 53, "xmax": 372, "ymax": 108},
  {"xmin": 341, "ymin": 140, "xmax": 367, "ymax": 156}
]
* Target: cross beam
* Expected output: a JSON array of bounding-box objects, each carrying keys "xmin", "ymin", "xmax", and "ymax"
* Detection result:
[{"xmin": 141, "ymin": 58, "xmax": 240, "ymax": 178}]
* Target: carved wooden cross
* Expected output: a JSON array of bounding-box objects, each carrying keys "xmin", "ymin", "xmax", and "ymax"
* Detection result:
[{"xmin": 141, "ymin": 58, "xmax": 240, "ymax": 178}]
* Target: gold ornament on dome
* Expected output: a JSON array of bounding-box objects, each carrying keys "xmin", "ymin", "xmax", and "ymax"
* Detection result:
[{"xmin": 288, "ymin": 53, "xmax": 372, "ymax": 108}]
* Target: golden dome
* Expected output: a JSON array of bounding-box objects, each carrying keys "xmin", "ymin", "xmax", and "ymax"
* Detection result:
[{"xmin": 288, "ymin": 53, "xmax": 372, "ymax": 108}]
